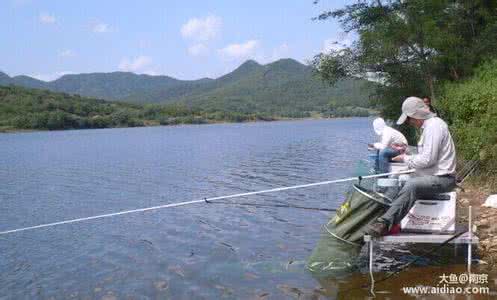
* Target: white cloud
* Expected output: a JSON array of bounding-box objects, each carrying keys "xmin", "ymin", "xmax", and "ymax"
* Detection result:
[
  {"xmin": 118, "ymin": 56, "xmax": 155, "ymax": 74},
  {"xmin": 93, "ymin": 22, "xmax": 111, "ymax": 33},
  {"xmin": 219, "ymin": 40, "xmax": 260, "ymax": 60},
  {"xmin": 39, "ymin": 12, "xmax": 56, "ymax": 24},
  {"xmin": 188, "ymin": 43, "xmax": 209, "ymax": 56},
  {"xmin": 31, "ymin": 71, "xmax": 73, "ymax": 82},
  {"xmin": 59, "ymin": 49, "xmax": 75, "ymax": 58},
  {"xmin": 181, "ymin": 15, "xmax": 222, "ymax": 42}
]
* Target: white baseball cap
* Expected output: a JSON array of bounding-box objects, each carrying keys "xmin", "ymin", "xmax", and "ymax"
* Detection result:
[
  {"xmin": 373, "ymin": 117, "xmax": 385, "ymax": 135},
  {"xmin": 397, "ymin": 96, "xmax": 435, "ymax": 125}
]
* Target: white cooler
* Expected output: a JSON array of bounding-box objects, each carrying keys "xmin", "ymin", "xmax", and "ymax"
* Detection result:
[{"xmin": 400, "ymin": 191, "xmax": 456, "ymax": 233}]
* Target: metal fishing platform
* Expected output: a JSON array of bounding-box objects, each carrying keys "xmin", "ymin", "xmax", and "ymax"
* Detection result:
[
  {"xmin": 364, "ymin": 206, "xmax": 479, "ymax": 274},
  {"xmin": 364, "ymin": 228, "xmax": 478, "ymax": 245}
]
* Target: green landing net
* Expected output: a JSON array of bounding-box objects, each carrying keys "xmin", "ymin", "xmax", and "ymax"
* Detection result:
[{"xmin": 307, "ymin": 184, "xmax": 391, "ymax": 277}]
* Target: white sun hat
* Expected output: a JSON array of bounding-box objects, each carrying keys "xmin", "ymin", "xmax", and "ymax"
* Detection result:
[{"xmin": 397, "ymin": 96, "xmax": 435, "ymax": 125}]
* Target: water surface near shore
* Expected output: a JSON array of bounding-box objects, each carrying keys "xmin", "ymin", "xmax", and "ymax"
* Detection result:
[{"xmin": 1, "ymin": 118, "xmax": 491, "ymax": 299}]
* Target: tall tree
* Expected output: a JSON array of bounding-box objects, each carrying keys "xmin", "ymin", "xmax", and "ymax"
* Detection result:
[{"xmin": 312, "ymin": 0, "xmax": 497, "ymax": 121}]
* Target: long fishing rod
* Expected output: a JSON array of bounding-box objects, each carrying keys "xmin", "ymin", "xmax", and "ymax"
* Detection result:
[{"xmin": 0, "ymin": 169, "xmax": 414, "ymax": 236}]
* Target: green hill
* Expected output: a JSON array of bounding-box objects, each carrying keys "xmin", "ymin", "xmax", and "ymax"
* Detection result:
[
  {"xmin": 0, "ymin": 59, "xmax": 375, "ymax": 117},
  {"xmin": 124, "ymin": 59, "xmax": 374, "ymax": 116},
  {"xmin": 49, "ymin": 72, "xmax": 184, "ymax": 100},
  {"xmin": 176, "ymin": 59, "xmax": 373, "ymax": 116},
  {"xmin": 0, "ymin": 85, "xmax": 144, "ymax": 131},
  {"xmin": 0, "ymin": 85, "xmax": 279, "ymax": 132}
]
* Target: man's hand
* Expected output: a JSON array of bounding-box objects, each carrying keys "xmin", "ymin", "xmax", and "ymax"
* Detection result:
[
  {"xmin": 391, "ymin": 143, "xmax": 407, "ymax": 153},
  {"xmin": 392, "ymin": 154, "xmax": 405, "ymax": 162}
]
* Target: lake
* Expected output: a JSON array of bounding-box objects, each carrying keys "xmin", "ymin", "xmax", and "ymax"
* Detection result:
[{"xmin": 2, "ymin": 118, "xmax": 490, "ymax": 299}]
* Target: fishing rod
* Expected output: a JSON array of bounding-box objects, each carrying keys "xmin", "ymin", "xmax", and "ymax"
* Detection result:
[{"xmin": 0, "ymin": 169, "xmax": 414, "ymax": 236}]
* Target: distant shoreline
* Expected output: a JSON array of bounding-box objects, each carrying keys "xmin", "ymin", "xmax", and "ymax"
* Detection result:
[{"xmin": 0, "ymin": 115, "xmax": 372, "ymax": 134}]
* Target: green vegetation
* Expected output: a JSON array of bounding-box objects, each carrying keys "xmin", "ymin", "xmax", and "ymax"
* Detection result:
[
  {"xmin": 0, "ymin": 59, "xmax": 376, "ymax": 131},
  {"xmin": 321, "ymin": 99, "xmax": 371, "ymax": 118},
  {"xmin": 0, "ymin": 86, "xmax": 276, "ymax": 131},
  {"xmin": 313, "ymin": 0, "xmax": 497, "ymax": 176},
  {"xmin": 167, "ymin": 60, "xmax": 375, "ymax": 117},
  {"xmin": 0, "ymin": 59, "xmax": 374, "ymax": 119},
  {"xmin": 313, "ymin": 1, "xmax": 497, "ymax": 116},
  {"xmin": 0, "ymin": 71, "xmax": 182, "ymax": 100},
  {"xmin": 0, "ymin": 86, "xmax": 143, "ymax": 130},
  {"xmin": 439, "ymin": 60, "xmax": 497, "ymax": 176}
]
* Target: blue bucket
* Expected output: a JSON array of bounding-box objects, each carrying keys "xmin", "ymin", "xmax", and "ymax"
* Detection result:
[{"xmin": 368, "ymin": 150, "xmax": 379, "ymax": 173}]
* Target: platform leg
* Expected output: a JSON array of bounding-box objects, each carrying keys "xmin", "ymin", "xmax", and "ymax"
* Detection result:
[
  {"xmin": 468, "ymin": 206, "xmax": 472, "ymax": 274},
  {"xmin": 369, "ymin": 239, "xmax": 373, "ymax": 272},
  {"xmin": 369, "ymin": 238, "xmax": 375, "ymax": 296}
]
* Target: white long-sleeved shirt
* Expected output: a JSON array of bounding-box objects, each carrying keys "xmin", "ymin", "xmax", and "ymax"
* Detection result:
[
  {"xmin": 373, "ymin": 126, "xmax": 408, "ymax": 150},
  {"xmin": 404, "ymin": 117, "xmax": 456, "ymax": 176}
]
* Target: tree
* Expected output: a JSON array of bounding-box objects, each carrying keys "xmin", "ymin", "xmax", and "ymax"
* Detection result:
[
  {"xmin": 312, "ymin": 0, "xmax": 497, "ymax": 120},
  {"xmin": 46, "ymin": 111, "xmax": 67, "ymax": 130},
  {"xmin": 111, "ymin": 109, "xmax": 132, "ymax": 126}
]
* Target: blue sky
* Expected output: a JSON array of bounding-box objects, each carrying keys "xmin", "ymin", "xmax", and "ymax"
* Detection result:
[{"xmin": 1, "ymin": 0, "xmax": 353, "ymax": 81}]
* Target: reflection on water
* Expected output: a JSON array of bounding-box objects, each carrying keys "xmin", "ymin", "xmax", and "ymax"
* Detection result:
[
  {"xmin": 318, "ymin": 264, "xmax": 497, "ymax": 299},
  {"xmin": 0, "ymin": 119, "xmax": 494, "ymax": 299},
  {"xmin": 311, "ymin": 242, "xmax": 497, "ymax": 299}
]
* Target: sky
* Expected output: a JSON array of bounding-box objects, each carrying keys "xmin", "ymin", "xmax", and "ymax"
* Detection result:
[{"xmin": 0, "ymin": 0, "xmax": 354, "ymax": 81}]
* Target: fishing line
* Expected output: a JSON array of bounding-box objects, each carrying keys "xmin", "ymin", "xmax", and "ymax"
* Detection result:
[
  {"xmin": 341, "ymin": 158, "xmax": 480, "ymax": 296},
  {"xmin": 0, "ymin": 169, "xmax": 414, "ymax": 236},
  {"xmin": 208, "ymin": 201, "xmax": 337, "ymax": 212}
]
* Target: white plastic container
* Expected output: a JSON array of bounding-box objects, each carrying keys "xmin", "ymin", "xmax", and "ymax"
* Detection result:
[{"xmin": 400, "ymin": 191, "xmax": 456, "ymax": 233}]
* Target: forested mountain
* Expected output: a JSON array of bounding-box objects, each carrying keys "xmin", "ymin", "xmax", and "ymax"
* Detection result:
[
  {"xmin": 0, "ymin": 71, "xmax": 186, "ymax": 100},
  {"xmin": 0, "ymin": 59, "xmax": 374, "ymax": 116},
  {"xmin": 177, "ymin": 59, "xmax": 373, "ymax": 116},
  {"xmin": 0, "ymin": 85, "xmax": 277, "ymax": 132},
  {"xmin": 0, "ymin": 71, "xmax": 47, "ymax": 89}
]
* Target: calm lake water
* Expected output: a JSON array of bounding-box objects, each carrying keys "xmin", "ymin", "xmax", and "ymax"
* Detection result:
[{"xmin": 0, "ymin": 118, "xmax": 494, "ymax": 299}]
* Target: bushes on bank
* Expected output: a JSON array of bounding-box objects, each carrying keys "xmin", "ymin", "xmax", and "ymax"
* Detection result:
[{"xmin": 439, "ymin": 60, "xmax": 497, "ymax": 175}]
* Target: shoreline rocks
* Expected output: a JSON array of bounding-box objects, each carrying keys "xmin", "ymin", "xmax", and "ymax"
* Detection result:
[{"xmin": 457, "ymin": 183, "xmax": 497, "ymax": 269}]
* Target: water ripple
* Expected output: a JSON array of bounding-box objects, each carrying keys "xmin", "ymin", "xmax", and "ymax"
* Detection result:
[{"xmin": 0, "ymin": 118, "xmax": 376, "ymax": 299}]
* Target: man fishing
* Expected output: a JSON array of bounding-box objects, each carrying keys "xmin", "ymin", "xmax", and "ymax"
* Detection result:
[
  {"xmin": 366, "ymin": 96, "xmax": 457, "ymax": 237},
  {"xmin": 368, "ymin": 118, "xmax": 408, "ymax": 174}
]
